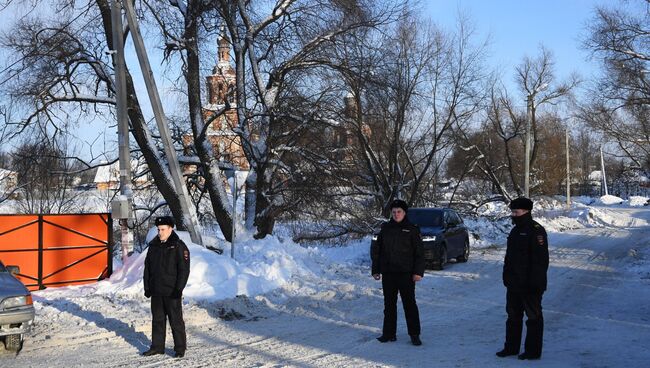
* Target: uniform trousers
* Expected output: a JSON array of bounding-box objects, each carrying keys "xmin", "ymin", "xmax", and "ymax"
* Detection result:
[
  {"xmin": 504, "ymin": 290, "xmax": 544, "ymax": 355},
  {"xmin": 151, "ymin": 296, "xmax": 186, "ymax": 353},
  {"xmin": 382, "ymin": 272, "xmax": 421, "ymax": 337}
]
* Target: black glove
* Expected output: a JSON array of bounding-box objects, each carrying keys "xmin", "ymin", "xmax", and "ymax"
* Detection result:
[
  {"xmin": 170, "ymin": 289, "xmax": 182, "ymax": 299},
  {"xmin": 144, "ymin": 290, "xmax": 151, "ymax": 298}
]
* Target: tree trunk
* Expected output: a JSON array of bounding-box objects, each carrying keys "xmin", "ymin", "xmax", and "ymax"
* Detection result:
[
  {"xmin": 252, "ymin": 169, "xmax": 276, "ymax": 239},
  {"xmin": 184, "ymin": 4, "xmax": 233, "ymax": 241}
]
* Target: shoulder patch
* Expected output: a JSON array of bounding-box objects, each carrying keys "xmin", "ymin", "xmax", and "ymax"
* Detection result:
[
  {"xmin": 183, "ymin": 249, "xmax": 189, "ymax": 260},
  {"xmin": 536, "ymin": 235, "xmax": 545, "ymax": 246}
]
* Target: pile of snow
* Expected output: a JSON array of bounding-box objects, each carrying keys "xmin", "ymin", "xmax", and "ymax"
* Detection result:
[
  {"xmin": 463, "ymin": 195, "xmax": 645, "ymax": 239},
  {"xmin": 598, "ymin": 194, "xmax": 624, "ymax": 205},
  {"xmin": 95, "ymin": 230, "xmax": 322, "ymax": 302},
  {"xmin": 315, "ymin": 238, "xmax": 371, "ymax": 266},
  {"xmin": 463, "ymin": 200, "xmax": 511, "ymax": 249},
  {"xmin": 474, "ymin": 200, "xmax": 510, "ymax": 217},
  {"xmin": 628, "ymin": 196, "xmax": 649, "ymax": 207},
  {"xmin": 463, "ymin": 216, "xmax": 510, "ymax": 249},
  {"xmin": 571, "ymin": 196, "xmax": 598, "ymax": 205},
  {"xmin": 529, "ymin": 197, "xmax": 592, "ymax": 232}
]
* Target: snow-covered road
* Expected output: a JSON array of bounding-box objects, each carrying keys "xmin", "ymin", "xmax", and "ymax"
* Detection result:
[{"xmin": 2, "ymin": 206, "xmax": 650, "ymax": 367}]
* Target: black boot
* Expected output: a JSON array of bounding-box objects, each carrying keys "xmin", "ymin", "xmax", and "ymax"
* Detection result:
[
  {"xmin": 410, "ymin": 335, "xmax": 422, "ymax": 346},
  {"xmin": 496, "ymin": 348, "xmax": 519, "ymax": 357},
  {"xmin": 518, "ymin": 352, "xmax": 541, "ymax": 360},
  {"xmin": 142, "ymin": 348, "xmax": 164, "ymax": 356},
  {"xmin": 376, "ymin": 335, "xmax": 396, "ymax": 343},
  {"xmin": 174, "ymin": 351, "xmax": 185, "ymax": 358}
]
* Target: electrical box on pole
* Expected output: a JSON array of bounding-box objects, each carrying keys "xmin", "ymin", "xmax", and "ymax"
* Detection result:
[{"xmin": 111, "ymin": 198, "xmax": 132, "ymax": 219}]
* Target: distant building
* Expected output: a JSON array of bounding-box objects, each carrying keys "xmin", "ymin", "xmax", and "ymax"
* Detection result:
[
  {"xmin": 183, "ymin": 29, "xmax": 249, "ymax": 172},
  {"xmin": 93, "ymin": 159, "xmax": 152, "ymax": 191},
  {"xmin": 0, "ymin": 168, "xmax": 18, "ymax": 197},
  {"xmin": 588, "ymin": 170, "xmax": 603, "ymax": 184}
]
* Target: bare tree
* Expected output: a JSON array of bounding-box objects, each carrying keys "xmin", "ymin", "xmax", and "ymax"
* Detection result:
[
  {"xmin": 213, "ymin": 0, "xmax": 404, "ymax": 238},
  {"xmin": 337, "ymin": 15, "xmax": 488, "ymax": 215},
  {"xmin": 286, "ymin": 12, "xmax": 491, "ymax": 241},
  {"xmin": 515, "ymin": 46, "xmax": 579, "ymax": 172},
  {"xmin": 582, "ymin": 0, "xmax": 650, "ymax": 169},
  {"xmin": 449, "ymin": 46, "xmax": 578, "ymax": 200},
  {"xmin": 11, "ymin": 133, "xmax": 78, "ymax": 213}
]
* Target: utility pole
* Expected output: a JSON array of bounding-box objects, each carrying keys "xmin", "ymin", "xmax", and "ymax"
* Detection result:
[
  {"xmin": 600, "ymin": 146, "xmax": 609, "ymax": 196},
  {"xmin": 122, "ymin": 0, "xmax": 203, "ymax": 245},
  {"xmin": 524, "ymin": 84, "xmax": 548, "ymax": 198},
  {"xmin": 220, "ymin": 169, "xmax": 249, "ymax": 258},
  {"xmin": 524, "ymin": 94, "xmax": 532, "ymax": 197},
  {"xmin": 110, "ymin": 0, "xmax": 132, "ymax": 263},
  {"xmin": 566, "ymin": 128, "xmax": 571, "ymax": 207}
]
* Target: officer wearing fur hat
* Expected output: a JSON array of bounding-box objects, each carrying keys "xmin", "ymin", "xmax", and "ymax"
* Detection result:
[
  {"xmin": 371, "ymin": 199, "xmax": 425, "ymax": 346},
  {"xmin": 142, "ymin": 216, "xmax": 190, "ymax": 358},
  {"xmin": 496, "ymin": 197, "xmax": 549, "ymax": 360}
]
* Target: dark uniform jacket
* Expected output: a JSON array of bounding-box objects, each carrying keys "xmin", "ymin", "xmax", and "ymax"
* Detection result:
[
  {"xmin": 371, "ymin": 218, "xmax": 425, "ymax": 276},
  {"xmin": 503, "ymin": 213, "xmax": 549, "ymax": 292},
  {"xmin": 144, "ymin": 231, "xmax": 191, "ymax": 297}
]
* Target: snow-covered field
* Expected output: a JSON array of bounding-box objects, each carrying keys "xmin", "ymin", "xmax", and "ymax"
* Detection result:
[{"xmin": 2, "ymin": 198, "xmax": 650, "ymax": 367}]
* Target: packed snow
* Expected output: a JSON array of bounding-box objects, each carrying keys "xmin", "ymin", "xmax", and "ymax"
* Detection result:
[
  {"xmin": 597, "ymin": 194, "xmax": 624, "ymax": 205},
  {"xmin": 2, "ymin": 197, "xmax": 650, "ymax": 367},
  {"xmin": 97, "ymin": 229, "xmax": 319, "ymax": 301}
]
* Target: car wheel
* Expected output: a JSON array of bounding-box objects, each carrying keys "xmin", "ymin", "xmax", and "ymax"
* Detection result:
[
  {"xmin": 433, "ymin": 245, "xmax": 447, "ymax": 271},
  {"xmin": 4, "ymin": 334, "xmax": 22, "ymax": 352},
  {"xmin": 457, "ymin": 239, "xmax": 470, "ymax": 263}
]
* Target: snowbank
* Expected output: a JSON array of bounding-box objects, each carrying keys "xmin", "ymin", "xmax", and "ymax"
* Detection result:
[
  {"xmin": 95, "ymin": 230, "xmax": 321, "ymax": 302},
  {"xmin": 628, "ymin": 196, "xmax": 649, "ymax": 207},
  {"xmin": 598, "ymin": 194, "xmax": 624, "ymax": 205},
  {"xmin": 316, "ymin": 238, "xmax": 371, "ymax": 265}
]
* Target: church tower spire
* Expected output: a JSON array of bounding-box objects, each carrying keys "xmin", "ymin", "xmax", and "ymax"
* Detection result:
[
  {"xmin": 217, "ymin": 25, "xmax": 231, "ymax": 68},
  {"xmin": 207, "ymin": 26, "xmax": 236, "ymax": 106}
]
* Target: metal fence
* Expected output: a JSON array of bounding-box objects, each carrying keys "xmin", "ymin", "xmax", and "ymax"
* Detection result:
[{"xmin": 0, "ymin": 213, "xmax": 113, "ymax": 290}]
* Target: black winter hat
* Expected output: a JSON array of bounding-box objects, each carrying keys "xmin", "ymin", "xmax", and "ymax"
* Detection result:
[
  {"xmin": 155, "ymin": 216, "xmax": 175, "ymax": 227},
  {"xmin": 509, "ymin": 197, "xmax": 533, "ymax": 211},
  {"xmin": 390, "ymin": 199, "xmax": 408, "ymax": 212}
]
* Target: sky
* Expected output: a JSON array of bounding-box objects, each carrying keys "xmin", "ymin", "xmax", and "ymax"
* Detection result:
[{"xmin": 424, "ymin": 0, "xmax": 609, "ymax": 93}]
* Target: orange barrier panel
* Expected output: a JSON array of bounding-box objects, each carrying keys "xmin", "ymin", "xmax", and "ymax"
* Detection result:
[
  {"xmin": 0, "ymin": 216, "xmax": 39, "ymax": 289},
  {"xmin": 0, "ymin": 214, "xmax": 113, "ymax": 291}
]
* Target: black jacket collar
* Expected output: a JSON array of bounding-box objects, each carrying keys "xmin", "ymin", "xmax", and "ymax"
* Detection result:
[{"xmin": 511, "ymin": 212, "xmax": 534, "ymax": 228}]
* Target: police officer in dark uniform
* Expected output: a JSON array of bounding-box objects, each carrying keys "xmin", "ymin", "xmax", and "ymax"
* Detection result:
[
  {"xmin": 371, "ymin": 199, "xmax": 425, "ymax": 346},
  {"xmin": 142, "ymin": 216, "xmax": 191, "ymax": 358},
  {"xmin": 496, "ymin": 197, "xmax": 549, "ymax": 360}
]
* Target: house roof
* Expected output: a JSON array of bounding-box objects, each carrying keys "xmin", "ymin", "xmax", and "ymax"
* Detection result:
[{"xmin": 94, "ymin": 159, "xmax": 149, "ymax": 184}]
